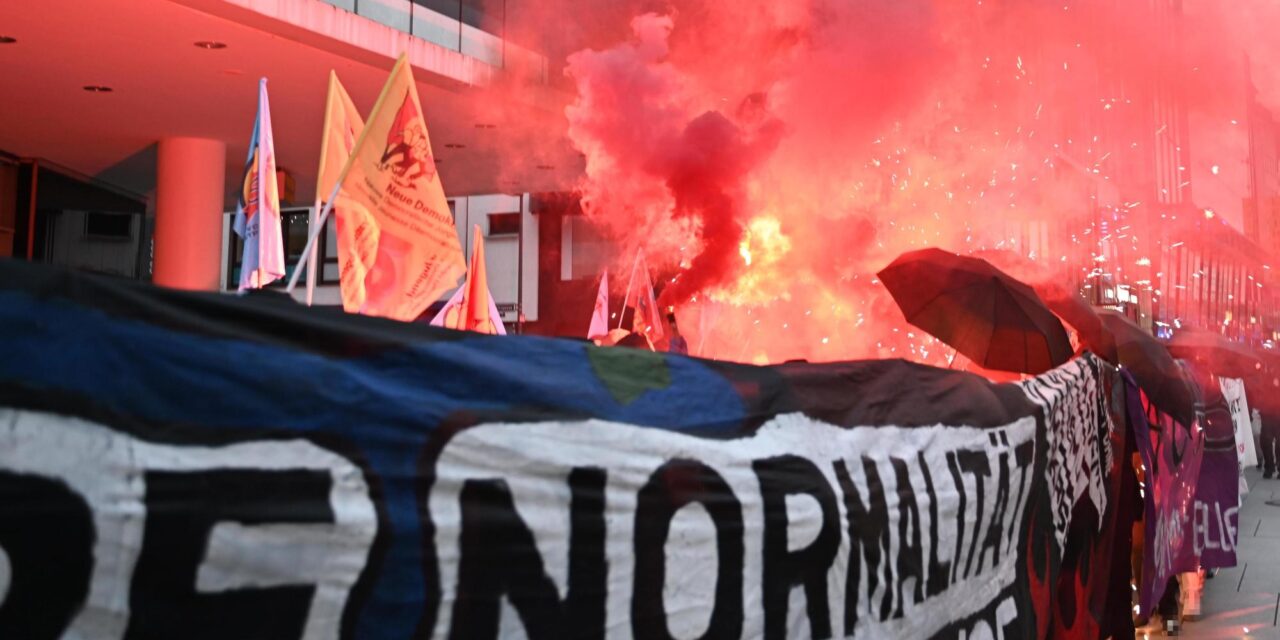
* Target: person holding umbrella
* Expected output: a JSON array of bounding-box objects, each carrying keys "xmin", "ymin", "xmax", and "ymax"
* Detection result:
[
  {"xmin": 1254, "ymin": 358, "xmax": 1280, "ymax": 478},
  {"xmin": 1263, "ymin": 412, "xmax": 1279, "ymax": 479}
]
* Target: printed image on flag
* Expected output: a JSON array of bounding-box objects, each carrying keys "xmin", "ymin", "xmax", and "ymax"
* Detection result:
[{"xmin": 379, "ymin": 92, "xmax": 436, "ymax": 187}]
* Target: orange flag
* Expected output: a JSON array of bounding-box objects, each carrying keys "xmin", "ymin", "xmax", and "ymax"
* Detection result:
[
  {"xmin": 333, "ymin": 54, "xmax": 466, "ymax": 321},
  {"xmin": 461, "ymin": 225, "xmax": 502, "ymax": 334},
  {"xmin": 431, "ymin": 225, "xmax": 504, "ymax": 334}
]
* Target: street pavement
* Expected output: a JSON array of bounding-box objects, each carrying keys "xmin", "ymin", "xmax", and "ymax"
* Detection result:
[{"xmin": 1177, "ymin": 467, "xmax": 1280, "ymax": 638}]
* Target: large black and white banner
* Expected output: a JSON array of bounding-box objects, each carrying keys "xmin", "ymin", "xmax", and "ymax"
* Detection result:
[
  {"xmin": 0, "ymin": 261, "xmax": 1130, "ymax": 638},
  {"xmin": 428, "ymin": 415, "xmax": 1038, "ymax": 638},
  {"xmin": 0, "ymin": 409, "xmax": 375, "ymax": 639}
]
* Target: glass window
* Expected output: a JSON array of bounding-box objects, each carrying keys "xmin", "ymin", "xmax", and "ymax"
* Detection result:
[
  {"xmin": 226, "ymin": 209, "xmax": 338, "ymax": 290},
  {"xmin": 488, "ymin": 212, "xmax": 520, "ymax": 236},
  {"xmin": 567, "ymin": 216, "xmax": 613, "ymax": 281},
  {"xmin": 415, "ymin": 0, "xmax": 459, "ymax": 19},
  {"xmin": 412, "ymin": 0, "xmax": 502, "ymax": 31}
]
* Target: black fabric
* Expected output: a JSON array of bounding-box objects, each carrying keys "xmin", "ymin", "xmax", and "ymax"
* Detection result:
[
  {"xmin": 709, "ymin": 358, "xmax": 1039, "ymax": 433},
  {"xmin": 0, "ymin": 257, "xmax": 465, "ymax": 359},
  {"xmin": 0, "ymin": 259, "xmax": 1040, "ymax": 437}
]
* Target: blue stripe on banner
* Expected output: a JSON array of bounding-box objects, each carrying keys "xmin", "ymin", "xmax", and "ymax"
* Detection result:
[{"xmin": 0, "ymin": 289, "xmax": 746, "ymax": 638}]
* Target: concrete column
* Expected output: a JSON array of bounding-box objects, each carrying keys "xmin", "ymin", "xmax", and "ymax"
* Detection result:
[{"xmin": 154, "ymin": 137, "xmax": 226, "ymax": 290}]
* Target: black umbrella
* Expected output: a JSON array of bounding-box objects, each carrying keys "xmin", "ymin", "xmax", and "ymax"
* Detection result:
[
  {"xmin": 1166, "ymin": 329, "xmax": 1262, "ymax": 378},
  {"xmin": 1096, "ymin": 310, "xmax": 1194, "ymax": 426},
  {"xmin": 1039, "ymin": 286, "xmax": 1117, "ymax": 363},
  {"xmin": 878, "ymin": 248, "xmax": 1072, "ymax": 374}
]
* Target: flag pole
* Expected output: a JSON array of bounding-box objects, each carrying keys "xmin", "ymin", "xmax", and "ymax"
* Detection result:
[
  {"xmin": 286, "ymin": 179, "xmax": 342, "ymax": 293},
  {"xmin": 517, "ymin": 193, "xmax": 525, "ymax": 334},
  {"xmin": 599, "ymin": 269, "xmax": 608, "ymax": 320},
  {"xmin": 305, "ymin": 197, "xmax": 321, "ymax": 305},
  {"xmin": 307, "ymin": 71, "xmax": 337, "ymax": 307},
  {"xmin": 617, "ymin": 247, "xmax": 641, "ymax": 330}
]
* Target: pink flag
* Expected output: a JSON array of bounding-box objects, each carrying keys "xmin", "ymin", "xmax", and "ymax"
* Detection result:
[
  {"xmin": 429, "ymin": 232, "xmax": 508, "ymax": 339},
  {"xmin": 429, "ymin": 288, "xmax": 507, "ymax": 335},
  {"xmin": 588, "ymin": 270, "xmax": 609, "ymax": 339}
]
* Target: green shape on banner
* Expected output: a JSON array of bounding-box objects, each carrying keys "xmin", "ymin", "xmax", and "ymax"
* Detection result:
[{"xmin": 586, "ymin": 345, "xmax": 672, "ymax": 406}]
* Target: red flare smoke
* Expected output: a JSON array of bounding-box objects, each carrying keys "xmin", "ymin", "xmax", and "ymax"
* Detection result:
[{"xmin": 560, "ymin": 1, "xmax": 1280, "ymax": 365}]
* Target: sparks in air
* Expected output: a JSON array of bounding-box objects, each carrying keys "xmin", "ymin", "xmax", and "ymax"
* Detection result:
[{"xmin": 564, "ymin": 0, "xmax": 1280, "ymax": 365}]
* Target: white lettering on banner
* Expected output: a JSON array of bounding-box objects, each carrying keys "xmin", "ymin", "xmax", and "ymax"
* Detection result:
[
  {"xmin": 0, "ymin": 408, "xmax": 377, "ymax": 640},
  {"xmin": 1193, "ymin": 502, "xmax": 1239, "ymax": 555},
  {"xmin": 428, "ymin": 413, "xmax": 1039, "ymax": 639},
  {"xmin": 957, "ymin": 597, "xmax": 1017, "ymax": 640},
  {"xmin": 1220, "ymin": 378, "xmax": 1258, "ymax": 470},
  {"xmin": 1017, "ymin": 357, "xmax": 1112, "ymax": 550},
  {"xmin": 1151, "ymin": 505, "xmax": 1186, "ymax": 579}
]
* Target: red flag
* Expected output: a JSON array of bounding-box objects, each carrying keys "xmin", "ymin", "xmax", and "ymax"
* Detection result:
[{"xmin": 630, "ymin": 255, "xmax": 664, "ymax": 343}]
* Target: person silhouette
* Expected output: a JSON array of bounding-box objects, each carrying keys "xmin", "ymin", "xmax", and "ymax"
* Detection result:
[{"xmin": 666, "ymin": 313, "xmax": 688, "ymax": 355}]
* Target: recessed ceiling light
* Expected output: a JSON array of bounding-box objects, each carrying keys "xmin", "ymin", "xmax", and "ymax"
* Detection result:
[
  {"xmin": 83, "ymin": 85, "xmax": 113, "ymax": 93},
  {"xmin": 195, "ymin": 41, "xmax": 227, "ymax": 50},
  {"xmin": 474, "ymin": 123, "xmax": 497, "ymax": 129},
  {"xmin": 443, "ymin": 143, "xmax": 465, "ymax": 149},
  {"xmin": 0, "ymin": 36, "xmax": 17, "ymax": 44},
  {"xmin": 536, "ymin": 164, "xmax": 554, "ymax": 170}
]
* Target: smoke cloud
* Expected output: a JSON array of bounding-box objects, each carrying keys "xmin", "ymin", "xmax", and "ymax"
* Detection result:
[{"xmin": 558, "ymin": 0, "xmax": 1279, "ymax": 365}]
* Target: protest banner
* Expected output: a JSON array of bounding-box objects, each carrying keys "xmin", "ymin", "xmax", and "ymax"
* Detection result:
[
  {"xmin": 1128, "ymin": 369, "xmax": 1204, "ymax": 617},
  {"xmin": 1220, "ymin": 377, "xmax": 1257, "ymax": 470},
  {"xmin": 1193, "ymin": 382, "xmax": 1242, "ymax": 570},
  {"xmin": 0, "ymin": 261, "xmax": 1133, "ymax": 639}
]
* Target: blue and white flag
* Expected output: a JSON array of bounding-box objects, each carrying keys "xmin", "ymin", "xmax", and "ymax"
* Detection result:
[{"xmin": 232, "ymin": 78, "xmax": 286, "ymax": 291}]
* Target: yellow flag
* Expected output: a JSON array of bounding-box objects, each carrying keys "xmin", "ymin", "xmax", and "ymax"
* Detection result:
[
  {"xmin": 316, "ymin": 72, "xmax": 369, "ymax": 309},
  {"xmin": 316, "ymin": 71, "xmax": 364, "ymax": 203},
  {"xmin": 333, "ymin": 55, "xmax": 466, "ymax": 321}
]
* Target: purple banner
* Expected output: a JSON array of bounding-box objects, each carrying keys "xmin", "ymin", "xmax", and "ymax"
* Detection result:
[
  {"xmin": 1128, "ymin": 371, "xmax": 1203, "ymax": 618},
  {"xmin": 1193, "ymin": 389, "xmax": 1242, "ymax": 569}
]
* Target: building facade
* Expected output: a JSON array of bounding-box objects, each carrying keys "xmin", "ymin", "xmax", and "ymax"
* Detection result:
[
  {"xmin": 2, "ymin": 0, "xmax": 1277, "ymax": 344},
  {"xmin": 0, "ymin": 0, "xmax": 579, "ymax": 327}
]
